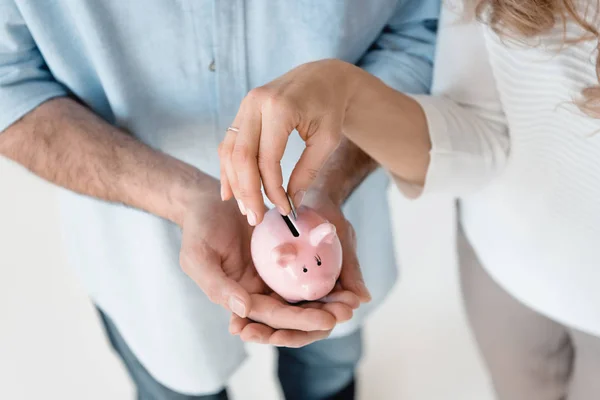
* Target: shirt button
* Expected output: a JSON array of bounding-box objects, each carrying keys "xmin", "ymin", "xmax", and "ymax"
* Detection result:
[{"xmin": 209, "ymin": 60, "xmax": 216, "ymax": 72}]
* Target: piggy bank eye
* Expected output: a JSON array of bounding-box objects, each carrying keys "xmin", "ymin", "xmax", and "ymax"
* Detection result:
[
  {"xmin": 302, "ymin": 267, "xmax": 308, "ymax": 273},
  {"xmin": 315, "ymin": 255, "xmax": 322, "ymax": 266}
]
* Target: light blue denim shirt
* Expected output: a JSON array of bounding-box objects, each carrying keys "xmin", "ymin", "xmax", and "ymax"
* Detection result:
[{"xmin": 0, "ymin": 0, "xmax": 439, "ymax": 394}]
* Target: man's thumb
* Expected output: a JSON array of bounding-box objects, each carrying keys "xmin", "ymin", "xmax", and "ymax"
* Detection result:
[{"xmin": 180, "ymin": 244, "xmax": 252, "ymax": 318}]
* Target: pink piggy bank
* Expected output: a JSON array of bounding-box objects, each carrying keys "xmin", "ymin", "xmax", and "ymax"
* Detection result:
[{"xmin": 250, "ymin": 207, "xmax": 343, "ymax": 303}]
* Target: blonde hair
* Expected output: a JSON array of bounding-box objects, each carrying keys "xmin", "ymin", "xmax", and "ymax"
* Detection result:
[{"xmin": 475, "ymin": 0, "xmax": 600, "ymax": 117}]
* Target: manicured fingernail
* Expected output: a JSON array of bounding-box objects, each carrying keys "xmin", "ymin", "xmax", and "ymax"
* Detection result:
[
  {"xmin": 237, "ymin": 200, "xmax": 246, "ymax": 215},
  {"xmin": 247, "ymin": 335, "xmax": 261, "ymax": 343},
  {"xmin": 277, "ymin": 206, "xmax": 287, "ymax": 215},
  {"xmin": 220, "ymin": 185, "xmax": 226, "ymax": 201},
  {"xmin": 294, "ymin": 190, "xmax": 306, "ymax": 207},
  {"xmin": 229, "ymin": 296, "xmax": 247, "ymax": 318},
  {"xmin": 247, "ymin": 209, "xmax": 257, "ymax": 226}
]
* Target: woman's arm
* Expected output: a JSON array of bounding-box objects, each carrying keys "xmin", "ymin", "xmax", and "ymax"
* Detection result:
[
  {"xmin": 219, "ymin": 5, "xmax": 508, "ymax": 221},
  {"xmin": 219, "ymin": 0, "xmax": 440, "ymax": 224},
  {"xmin": 345, "ymin": 7, "xmax": 508, "ymax": 197},
  {"xmin": 342, "ymin": 72, "xmax": 432, "ymax": 188}
]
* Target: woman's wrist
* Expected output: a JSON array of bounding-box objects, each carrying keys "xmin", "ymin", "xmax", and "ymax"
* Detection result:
[
  {"xmin": 342, "ymin": 65, "xmax": 381, "ymax": 135},
  {"xmin": 341, "ymin": 69, "xmax": 432, "ymax": 186}
]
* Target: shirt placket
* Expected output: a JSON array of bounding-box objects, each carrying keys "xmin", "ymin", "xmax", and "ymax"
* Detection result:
[{"xmin": 213, "ymin": 0, "xmax": 249, "ymax": 138}]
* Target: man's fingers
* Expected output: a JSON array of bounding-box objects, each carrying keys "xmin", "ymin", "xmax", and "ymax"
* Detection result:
[
  {"xmin": 320, "ymin": 290, "xmax": 361, "ymax": 309},
  {"xmin": 247, "ymin": 293, "xmax": 335, "ymax": 331},
  {"xmin": 229, "ymin": 314, "xmax": 251, "ymax": 335},
  {"xmin": 238, "ymin": 323, "xmax": 331, "ymax": 348},
  {"xmin": 179, "ymin": 241, "xmax": 252, "ymax": 318},
  {"xmin": 340, "ymin": 266, "xmax": 371, "ymax": 303},
  {"xmin": 300, "ymin": 301, "xmax": 353, "ymax": 323},
  {"xmin": 239, "ymin": 322, "xmax": 275, "ymax": 344},
  {"xmin": 230, "ymin": 101, "xmax": 266, "ymax": 225},
  {"xmin": 269, "ymin": 329, "xmax": 331, "ymax": 348},
  {"xmin": 338, "ymin": 224, "xmax": 371, "ymax": 302},
  {"xmin": 231, "ymin": 295, "xmax": 345, "ymax": 347},
  {"xmin": 339, "ymin": 257, "xmax": 371, "ymax": 303},
  {"xmin": 287, "ymin": 120, "xmax": 341, "ymax": 204}
]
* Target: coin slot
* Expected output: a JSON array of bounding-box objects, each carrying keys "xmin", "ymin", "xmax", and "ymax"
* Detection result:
[{"xmin": 281, "ymin": 215, "xmax": 300, "ymax": 237}]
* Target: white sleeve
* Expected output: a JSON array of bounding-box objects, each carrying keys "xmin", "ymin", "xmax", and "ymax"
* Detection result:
[{"xmin": 397, "ymin": 3, "xmax": 509, "ymax": 198}]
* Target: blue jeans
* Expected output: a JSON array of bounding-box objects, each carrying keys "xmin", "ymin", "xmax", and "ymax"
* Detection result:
[{"xmin": 96, "ymin": 308, "xmax": 361, "ymax": 400}]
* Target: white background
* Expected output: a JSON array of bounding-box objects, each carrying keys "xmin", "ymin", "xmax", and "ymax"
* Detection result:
[{"xmin": 0, "ymin": 157, "xmax": 495, "ymax": 400}]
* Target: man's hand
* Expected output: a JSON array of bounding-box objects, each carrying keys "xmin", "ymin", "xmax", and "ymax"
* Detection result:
[
  {"xmin": 301, "ymin": 190, "xmax": 371, "ymax": 303},
  {"xmin": 229, "ymin": 189, "xmax": 370, "ymax": 346},
  {"xmin": 0, "ymin": 97, "xmax": 359, "ymax": 347},
  {"xmin": 179, "ymin": 178, "xmax": 360, "ymax": 347}
]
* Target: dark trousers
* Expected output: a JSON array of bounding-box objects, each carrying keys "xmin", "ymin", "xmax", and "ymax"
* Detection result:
[{"xmin": 96, "ymin": 308, "xmax": 361, "ymax": 400}]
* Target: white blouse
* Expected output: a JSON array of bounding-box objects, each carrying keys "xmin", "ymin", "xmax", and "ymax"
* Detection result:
[{"xmin": 414, "ymin": 3, "xmax": 600, "ymax": 336}]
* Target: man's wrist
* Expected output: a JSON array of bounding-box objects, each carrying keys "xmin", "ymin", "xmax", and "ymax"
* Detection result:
[
  {"xmin": 168, "ymin": 168, "xmax": 218, "ymax": 227},
  {"xmin": 307, "ymin": 183, "xmax": 346, "ymax": 208},
  {"xmin": 307, "ymin": 141, "xmax": 378, "ymax": 207}
]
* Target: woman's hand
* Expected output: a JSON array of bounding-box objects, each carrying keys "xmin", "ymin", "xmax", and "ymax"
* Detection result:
[{"xmin": 218, "ymin": 59, "xmax": 362, "ymax": 225}]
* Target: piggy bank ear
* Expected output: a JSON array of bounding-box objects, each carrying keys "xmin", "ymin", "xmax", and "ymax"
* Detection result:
[
  {"xmin": 309, "ymin": 223, "xmax": 337, "ymax": 247},
  {"xmin": 271, "ymin": 243, "xmax": 297, "ymax": 267}
]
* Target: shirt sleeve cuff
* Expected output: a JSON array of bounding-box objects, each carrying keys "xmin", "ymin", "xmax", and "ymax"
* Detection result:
[
  {"xmin": 0, "ymin": 81, "xmax": 68, "ymax": 133},
  {"xmin": 391, "ymin": 94, "xmax": 472, "ymax": 200}
]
